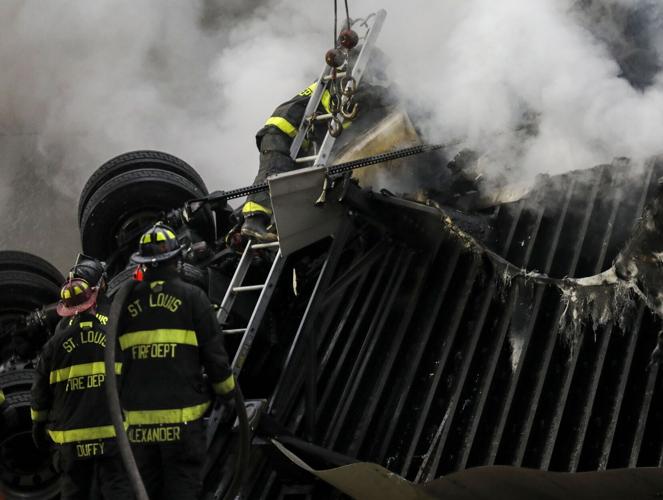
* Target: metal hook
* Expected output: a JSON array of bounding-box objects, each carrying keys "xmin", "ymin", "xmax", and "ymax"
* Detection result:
[
  {"xmin": 315, "ymin": 176, "xmax": 330, "ymax": 206},
  {"xmin": 341, "ymin": 99, "xmax": 358, "ymax": 120},
  {"xmin": 329, "ymin": 94, "xmax": 341, "ymax": 114},
  {"xmin": 341, "ymin": 76, "xmax": 356, "ymax": 97},
  {"xmin": 328, "ymin": 116, "xmax": 343, "ymax": 137}
]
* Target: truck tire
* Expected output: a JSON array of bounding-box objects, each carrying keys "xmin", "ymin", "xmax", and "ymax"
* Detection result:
[
  {"xmin": 78, "ymin": 150, "xmax": 208, "ymax": 225},
  {"xmin": 0, "ymin": 370, "xmax": 60, "ymax": 500},
  {"xmin": 0, "ymin": 251, "xmax": 64, "ymax": 287},
  {"xmin": 0, "ymin": 270, "xmax": 61, "ymax": 313},
  {"xmin": 79, "ymin": 168, "xmax": 208, "ymax": 261},
  {"xmin": 0, "ymin": 270, "xmax": 61, "ymax": 362},
  {"xmin": 0, "ymin": 257, "xmax": 62, "ymax": 499}
]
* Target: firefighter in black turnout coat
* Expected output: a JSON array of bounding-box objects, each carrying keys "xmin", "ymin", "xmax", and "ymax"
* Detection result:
[
  {"xmin": 119, "ymin": 223, "xmax": 235, "ymax": 499},
  {"xmin": 30, "ymin": 266, "xmax": 129, "ymax": 499},
  {"xmin": 241, "ymin": 46, "xmax": 394, "ymax": 242}
]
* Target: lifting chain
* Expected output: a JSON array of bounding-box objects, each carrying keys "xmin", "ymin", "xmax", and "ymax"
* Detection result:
[
  {"xmin": 327, "ymin": 67, "xmax": 346, "ymax": 137},
  {"xmin": 325, "ymin": 0, "xmax": 361, "ymax": 138}
]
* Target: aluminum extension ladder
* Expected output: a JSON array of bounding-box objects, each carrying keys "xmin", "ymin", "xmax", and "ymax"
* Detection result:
[
  {"xmin": 205, "ymin": 240, "xmax": 284, "ymax": 453},
  {"xmin": 214, "ymin": 10, "xmax": 386, "ymax": 378},
  {"xmin": 206, "ymin": 8, "xmax": 387, "ymax": 461},
  {"xmin": 216, "ymin": 240, "xmax": 285, "ymax": 376}
]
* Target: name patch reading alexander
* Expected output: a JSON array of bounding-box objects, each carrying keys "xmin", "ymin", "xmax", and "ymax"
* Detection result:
[{"xmin": 128, "ymin": 426, "xmax": 181, "ymax": 443}]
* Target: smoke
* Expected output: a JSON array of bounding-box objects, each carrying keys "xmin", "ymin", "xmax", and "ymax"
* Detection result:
[
  {"xmin": 0, "ymin": 0, "xmax": 326, "ymax": 269},
  {"xmin": 2, "ymin": 0, "xmax": 663, "ymax": 269},
  {"xmin": 364, "ymin": 0, "xmax": 663, "ymax": 185}
]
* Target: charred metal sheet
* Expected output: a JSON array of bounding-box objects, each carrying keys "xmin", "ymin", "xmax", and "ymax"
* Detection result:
[{"xmin": 244, "ymin": 160, "xmax": 663, "ymax": 498}]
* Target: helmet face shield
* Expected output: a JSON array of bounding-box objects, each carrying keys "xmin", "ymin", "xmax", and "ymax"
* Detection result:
[{"xmin": 133, "ymin": 223, "xmax": 181, "ymax": 264}]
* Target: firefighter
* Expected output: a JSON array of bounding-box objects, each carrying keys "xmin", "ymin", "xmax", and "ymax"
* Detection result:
[
  {"xmin": 241, "ymin": 46, "xmax": 393, "ymax": 241},
  {"xmin": 70, "ymin": 254, "xmax": 110, "ymax": 320},
  {"xmin": 30, "ymin": 275, "xmax": 130, "ymax": 499},
  {"xmin": 119, "ymin": 222, "xmax": 235, "ymax": 500}
]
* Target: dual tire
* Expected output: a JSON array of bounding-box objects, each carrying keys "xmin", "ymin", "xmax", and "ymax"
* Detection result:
[
  {"xmin": 0, "ymin": 252, "xmax": 63, "ymax": 499},
  {"xmin": 78, "ymin": 151, "xmax": 211, "ymax": 264}
]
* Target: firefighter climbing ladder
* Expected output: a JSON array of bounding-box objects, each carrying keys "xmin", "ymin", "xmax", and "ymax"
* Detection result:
[
  {"xmin": 206, "ymin": 10, "xmax": 387, "ymax": 456},
  {"xmin": 216, "ymin": 9, "xmax": 386, "ymax": 379}
]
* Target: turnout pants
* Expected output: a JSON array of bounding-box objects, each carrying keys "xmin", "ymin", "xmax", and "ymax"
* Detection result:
[
  {"xmin": 247, "ymin": 130, "xmax": 298, "ymax": 213},
  {"xmin": 131, "ymin": 419, "xmax": 206, "ymax": 500},
  {"xmin": 57, "ymin": 443, "xmax": 130, "ymax": 500}
]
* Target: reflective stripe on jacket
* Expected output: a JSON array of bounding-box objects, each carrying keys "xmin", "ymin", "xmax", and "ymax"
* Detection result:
[
  {"xmin": 30, "ymin": 308, "xmax": 120, "ymax": 446},
  {"xmin": 256, "ymin": 81, "xmax": 344, "ymax": 149},
  {"xmin": 119, "ymin": 267, "xmax": 233, "ymax": 427}
]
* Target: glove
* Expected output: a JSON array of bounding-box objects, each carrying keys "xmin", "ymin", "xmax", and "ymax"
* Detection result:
[{"xmin": 32, "ymin": 422, "xmax": 49, "ymax": 450}]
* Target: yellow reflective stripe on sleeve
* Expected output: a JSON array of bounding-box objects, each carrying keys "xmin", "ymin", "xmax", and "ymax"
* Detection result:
[
  {"xmin": 0, "ymin": 390, "xmax": 4, "ymax": 405},
  {"xmin": 47, "ymin": 423, "xmax": 127, "ymax": 444},
  {"xmin": 125, "ymin": 401, "xmax": 210, "ymax": 425},
  {"xmin": 298, "ymin": 82, "xmax": 317, "ymax": 96},
  {"xmin": 241, "ymin": 201, "xmax": 272, "ymax": 216},
  {"xmin": 49, "ymin": 362, "xmax": 122, "ymax": 384},
  {"xmin": 119, "ymin": 329, "xmax": 197, "ymax": 350},
  {"xmin": 264, "ymin": 116, "xmax": 298, "ymax": 138},
  {"xmin": 79, "ymin": 321, "xmax": 93, "ymax": 328},
  {"xmin": 321, "ymin": 89, "xmax": 332, "ymax": 113},
  {"xmin": 31, "ymin": 408, "xmax": 49, "ymax": 422},
  {"xmin": 212, "ymin": 374, "xmax": 236, "ymax": 395}
]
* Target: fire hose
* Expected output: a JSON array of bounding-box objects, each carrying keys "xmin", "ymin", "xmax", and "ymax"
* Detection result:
[{"xmin": 104, "ymin": 280, "xmax": 251, "ymax": 500}]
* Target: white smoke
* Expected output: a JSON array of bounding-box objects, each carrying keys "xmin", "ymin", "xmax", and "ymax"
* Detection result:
[
  {"xmin": 359, "ymin": 0, "xmax": 663, "ymax": 184},
  {"xmin": 2, "ymin": 0, "xmax": 663, "ymax": 268}
]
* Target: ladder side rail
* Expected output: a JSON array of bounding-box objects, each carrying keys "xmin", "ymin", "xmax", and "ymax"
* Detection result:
[
  {"xmin": 231, "ymin": 250, "xmax": 286, "ymax": 375},
  {"xmin": 206, "ymin": 247, "xmax": 284, "ymax": 448},
  {"xmin": 289, "ymin": 66, "xmax": 333, "ymax": 159},
  {"xmin": 216, "ymin": 241, "xmax": 254, "ymax": 327},
  {"xmin": 313, "ymin": 9, "xmax": 387, "ymax": 168}
]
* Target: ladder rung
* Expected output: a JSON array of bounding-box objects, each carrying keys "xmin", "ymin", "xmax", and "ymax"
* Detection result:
[
  {"xmin": 233, "ymin": 285, "xmax": 265, "ymax": 293},
  {"xmin": 323, "ymin": 72, "xmax": 347, "ymax": 81},
  {"xmin": 295, "ymin": 155, "xmax": 318, "ymax": 164},
  {"xmin": 222, "ymin": 328, "xmax": 247, "ymax": 335},
  {"xmin": 251, "ymin": 242, "xmax": 280, "ymax": 249}
]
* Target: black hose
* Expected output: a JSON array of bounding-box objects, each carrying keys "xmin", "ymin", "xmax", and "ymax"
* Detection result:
[
  {"xmin": 221, "ymin": 387, "xmax": 250, "ymax": 500},
  {"xmin": 104, "ymin": 281, "xmax": 150, "ymax": 500}
]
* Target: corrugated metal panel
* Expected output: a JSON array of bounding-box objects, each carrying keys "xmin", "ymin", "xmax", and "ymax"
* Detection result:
[{"xmin": 244, "ymin": 161, "xmax": 663, "ymax": 498}]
